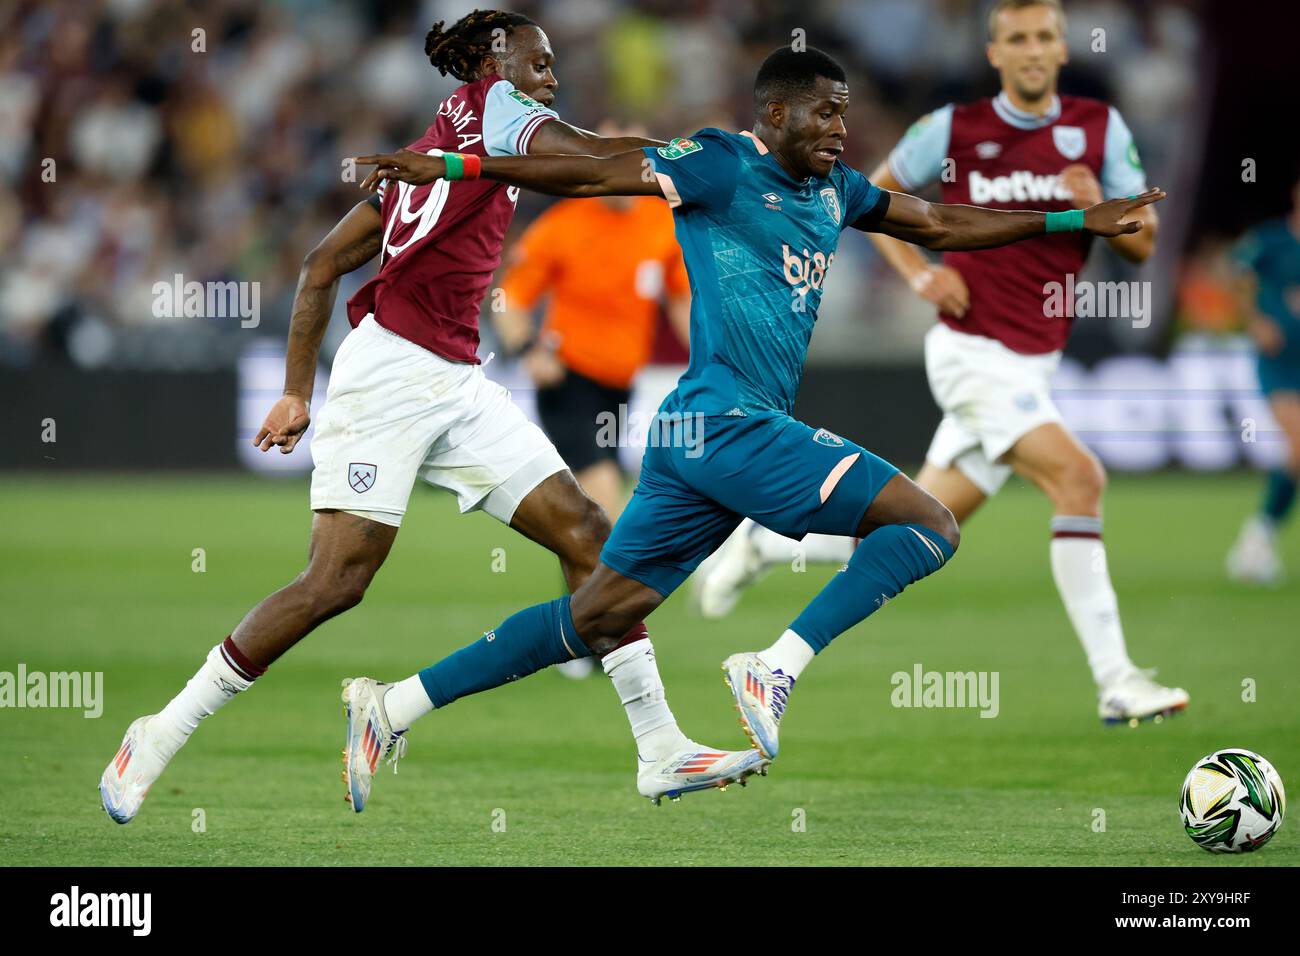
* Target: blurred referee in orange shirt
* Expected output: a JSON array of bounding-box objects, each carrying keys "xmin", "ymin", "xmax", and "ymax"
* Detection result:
[{"xmin": 494, "ymin": 122, "xmax": 690, "ymax": 523}]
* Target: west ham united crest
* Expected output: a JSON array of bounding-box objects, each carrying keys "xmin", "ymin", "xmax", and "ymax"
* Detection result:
[
  {"xmin": 348, "ymin": 462, "xmax": 377, "ymax": 493},
  {"xmin": 1052, "ymin": 125, "xmax": 1086, "ymax": 161},
  {"xmin": 819, "ymin": 187, "xmax": 842, "ymax": 225}
]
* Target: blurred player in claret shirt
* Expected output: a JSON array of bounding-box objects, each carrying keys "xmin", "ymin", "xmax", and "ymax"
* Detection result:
[
  {"xmin": 495, "ymin": 122, "xmax": 691, "ymax": 678},
  {"xmin": 99, "ymin": 9, "xmax": 762, "ymax": 826},
  {"xmin": 693, "ymin": 0, "xmax": 1189, "ymax": 727},
  {"xmin": 1227, "ymin": 171, "xmax": 1300, "ymax": 585}
]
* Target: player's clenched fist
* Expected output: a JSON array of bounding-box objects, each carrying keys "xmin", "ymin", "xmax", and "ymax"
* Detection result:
[
  {"xmin": 353, "ymin": 150, "xmax": 446, "ymax": 193},
  {"xmin": 1058, "ymin": 163, "xmax": 1103, "ymax": 207},
  {"xmin": 253, "ymin": 394, "xmax": 310, "ymax": 454},
  {"xmin": 1083, "ymin": 187, "xmax": 1166, "ymax": 237},
  {"xmin": 910, "ymin": 264, "xmax": 971, "ymax": 318}
]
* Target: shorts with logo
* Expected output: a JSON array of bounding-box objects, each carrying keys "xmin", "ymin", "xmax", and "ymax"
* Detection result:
[
  {"xmin": 309, "ymin": 315, "xmax": 566, "ymax": 527},
  {"xmin": 924, "ymin": 321, "xmax": 1063, "ymax": 496},
  {"xmin": 601, "ymin": 408, "xmax": 899, "ymax": 596}
]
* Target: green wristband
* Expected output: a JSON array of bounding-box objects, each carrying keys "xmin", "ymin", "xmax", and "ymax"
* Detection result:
[
  {"xmin": 443, "ymin": 152, "xmax": 465, "ymax": 181},
  {"xmin": 1045, "ymin": 209, "xmax": 1085, "ymax": 233}
]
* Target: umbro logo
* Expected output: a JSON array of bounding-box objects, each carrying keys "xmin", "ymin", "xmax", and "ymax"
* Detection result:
[
  {"xmin": 762, "ymin": 192, "xmax": 782, "ymax": 211},
  {"xmin": 976, "ymin": 140, "xmax": 1002, "ymax": 159}
]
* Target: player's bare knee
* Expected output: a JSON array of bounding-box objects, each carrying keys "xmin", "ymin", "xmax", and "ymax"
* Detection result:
[
  {"xmin": 927, "ymin": 502, "xmax": 961, "ymax": 554},
  {"xmin": 302, "ymin": 560, "xmax": 375, "ymax": 616},
  {"xmin": 1063, "ymin": 452, "xmax": 1106, "ymax": 510},
  {"xmin": 562, "ymin": 496, "xmax": 612, "ymax": 565}
]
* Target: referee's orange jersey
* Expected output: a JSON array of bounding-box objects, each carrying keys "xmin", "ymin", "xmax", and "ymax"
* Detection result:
[{"xmin": 499, "ymin": 197, "xmax": 688, "ymax": 389}]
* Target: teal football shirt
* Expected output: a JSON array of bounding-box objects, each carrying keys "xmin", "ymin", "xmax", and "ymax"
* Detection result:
[{"xmin": 643, "ymin": 129, "xmax": 889, "ymax": 417}]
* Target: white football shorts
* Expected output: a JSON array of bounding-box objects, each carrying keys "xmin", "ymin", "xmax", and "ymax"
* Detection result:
[
  {"xmin": 923, "ymin": 321, "xmax": 1063, "ymax": 496},
  {"xmin": 309, "ymin": 314, "xmax": 566, "ymax": 527}
]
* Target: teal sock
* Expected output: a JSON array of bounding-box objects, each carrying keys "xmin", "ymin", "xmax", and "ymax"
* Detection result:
[
  {"xmin": 417, "ymin": 595, "xmax": 588, "ymax": 708},
  {"xmin": 789, "ymin": 523, "xmax": 954, "ymax": 653},
  {"xmin": 1262, "ymin": 469, "xmax": 1297, "ymax": 525}
]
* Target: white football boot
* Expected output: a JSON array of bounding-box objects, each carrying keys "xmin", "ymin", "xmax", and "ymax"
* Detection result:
[
  {"xmin": 1226, "ymin": 516, "xmax": 1283, "ymax": 586},
  {"xmin": 1098, "ymin": 669, "xmax": 1189, "ymax": 727},
  {"xmin": 100, "ymin": 715, "xmax": 179, "ymax": 824},
  {"xmin": 340, "ymin": 677, "xmax": 407, "ymax": 812},
  {"xmin": 690, "ymin": 522, "xmax": 767, "ymax": 619},
  {"xmin": 637, "ymin": 739, "xmax": 769, "ymax": 806},
  {"xmin": 721, "ymin": 652, "xmax": 794, "ymax": 760}
]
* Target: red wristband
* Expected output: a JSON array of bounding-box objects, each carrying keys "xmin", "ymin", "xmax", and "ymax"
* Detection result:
[{"xmin": 460, "ymin": 153, "xmax": 481, "ymax": 181}]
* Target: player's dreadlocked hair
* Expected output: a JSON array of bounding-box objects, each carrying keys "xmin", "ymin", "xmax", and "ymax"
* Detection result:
[{"xmin": 424, "ymin": 9, "xmax": 537, "ymax": 82}]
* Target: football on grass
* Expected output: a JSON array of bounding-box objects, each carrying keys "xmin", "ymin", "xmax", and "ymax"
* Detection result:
[{"xmin": 1180, "ymin": 748, "xmax": 1286, "ymax": 852}]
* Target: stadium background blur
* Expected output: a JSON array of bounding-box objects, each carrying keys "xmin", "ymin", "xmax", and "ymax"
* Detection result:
[{"xmin": 1, "ymin": 0, "xmax": 1297, "ymax": 477}]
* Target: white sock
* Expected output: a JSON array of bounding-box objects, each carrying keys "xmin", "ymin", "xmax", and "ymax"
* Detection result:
[
  {"xmin": 601, "ymin": 639, "xmax": 685, "ymax": 761},
  {"xmin": 757, "ymin": 629, "xmax": 816, "ymax": 681},
  {"xmin": 797, "ymin": 533, "xmax": 857, "ymax": 565},
  {"xmin": 383, "ymin": 676, "xmax": 434, "ymax": 733},
  {"xmin": 1049, "ymin": 516, "xmax": 1136, "ymax": 688},
  {"xmin": 750, "ymin": 522, "xmax": 855, "ymax": 566},
  {"xmin": 154, "ymin": 643, "xmax": 256, "ymax": 758}
]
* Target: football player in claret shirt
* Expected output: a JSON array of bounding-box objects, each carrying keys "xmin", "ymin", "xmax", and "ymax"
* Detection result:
[
  {"xmin": 352, "ymin": 45, "xmax": 1161, "ymax": 783},
  {"xmin": 693, "ymin": 0, "xmax": 1190, "ymax": 727},
  {"xmin": 99, "ymin": 10, "xmax": 764, "ymax": 825},
  {"xmin": 1226, "ymin": 171, "xmax": 1300, "ymax": 585}
]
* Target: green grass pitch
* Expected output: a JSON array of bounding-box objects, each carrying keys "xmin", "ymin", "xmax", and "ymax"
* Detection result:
[{"xmin": 1, "ymin": 471, "xmax": 1296, "ymax": 866}]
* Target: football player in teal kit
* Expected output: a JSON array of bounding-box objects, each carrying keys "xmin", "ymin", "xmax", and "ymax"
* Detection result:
[
  {"xmin": 350, "ymin": 45, "xmax": 1161, "ymax": 798},
  {"xmin": 1227, "ymin": 172, "xmax": 1300, "ymax": 585}
]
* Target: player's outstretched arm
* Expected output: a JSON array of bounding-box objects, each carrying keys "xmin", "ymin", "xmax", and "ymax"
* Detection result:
[
  {"xmin": 530, "ymin": 120, "xmax": 663, "ymax": 157},
  {"xmin": 354, "ymin": 149, "xmax": 662, "ymax": 200},
  {"xmin": 864, "ymin": 187, "xmax": 1167, "ymax": 252},
  {"xmin": 253, "ymin": 200, "xmax": 382, "ymax": 454}
]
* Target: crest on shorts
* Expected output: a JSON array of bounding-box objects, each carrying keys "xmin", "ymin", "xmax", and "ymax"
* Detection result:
[
  {"xmin": 1052, "ymin": 125, "xmax": 1086, "ymax": 161},
  {"xmin": 348, "ymin": 462, "xmax": 377, "ymax": 493},
  {"xmin": 813, "ymin": 428, "xmax": 845, "ymax": 447},
  {"xmin": 819, "ymin": 187, "xmax": 842, "ymax": 225},
  {"xmin": 1014, "ymin": 392, "xmax": 1040, "ymax": 412}
]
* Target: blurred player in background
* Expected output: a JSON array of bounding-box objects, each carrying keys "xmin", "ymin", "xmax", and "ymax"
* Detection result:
[
  {"xmin": 99, "ymin": 9, "xmax": 759, "ymax": 825},
  {"xmin": 693, "ymin": 0, "xmax": 1188, "ymax": 726},
  {"xmin": 1226, "ymin": 171, "xmax": 1300, "ymax": 585},
  {"xmin": 495, "ymin": 121, "xmax": 691, "ymax": 677}
]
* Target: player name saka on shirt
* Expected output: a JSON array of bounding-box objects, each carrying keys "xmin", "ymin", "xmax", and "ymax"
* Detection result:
[{"xmin": 437, "ymin": 92, "xmax": 483, "ymax": 151}]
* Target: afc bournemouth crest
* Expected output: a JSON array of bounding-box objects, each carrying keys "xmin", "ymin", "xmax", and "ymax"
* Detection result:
[
  {"xmin": 819, "ymin": 187, "xmax": 842, "ymax": 225},
  {"xmin": 813, "ymin": 428, "xmax": 845, "ymax": 447},
  {"xmin": 1052, "ymin": 125, "xmax": 1086, "ymax": 161},
  {"xmin": 348, "ymin": 462, "xmax": 377, "ymax": 493}
]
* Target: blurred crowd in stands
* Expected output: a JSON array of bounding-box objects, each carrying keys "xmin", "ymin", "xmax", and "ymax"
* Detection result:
[{"xmin": 0, "ymin": 0, "xmax": 1212, "ymax": 370}]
